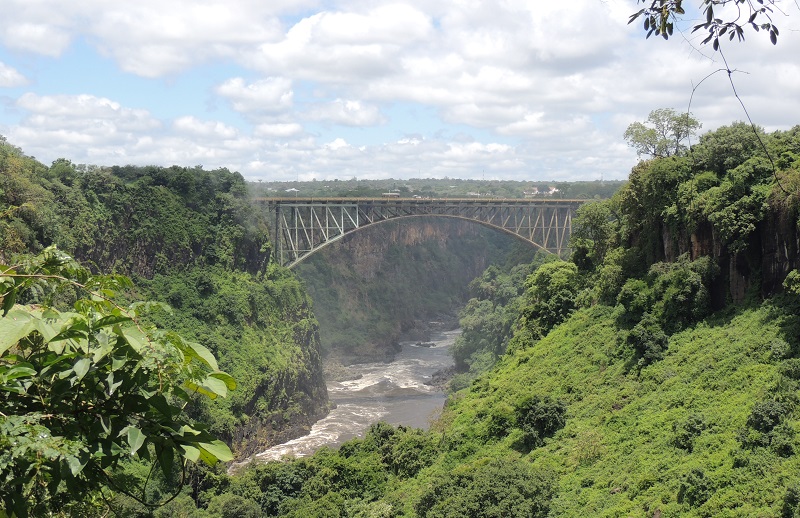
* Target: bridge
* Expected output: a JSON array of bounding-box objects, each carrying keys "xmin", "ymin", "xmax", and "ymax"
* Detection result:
[{"xmin": 257, "ymin": 197, "xmax": 586, "ymax": 268}]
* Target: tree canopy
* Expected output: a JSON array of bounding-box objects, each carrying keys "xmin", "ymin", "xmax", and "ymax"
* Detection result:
[{"xmin": 624, "ymin": 108, "xmax": 702, "ymax": 159}]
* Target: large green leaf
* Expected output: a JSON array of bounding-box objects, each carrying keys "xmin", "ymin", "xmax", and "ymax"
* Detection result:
[
  {"xmin": 73, "ymin": 358, "xmax": 91, "ymax": 381},
  {"xmin": 116, "ymin": 325, "xmax": 148, "ymax": 353},
  {"xmin": 0, "ymin": 308, "xmax": 36, "ymax": 355},
  {"xmin": 198, "ymin": 440, "xmax": 234, "ymax": 463},
  {"xmin": 1, "ymin": 289, "xmax": 16, "ymax": 317},
  {"xmin": 184, "ymin": 378, "xmax": 224, "ymax": 399},
  {"xmin": 157, "ymin": 445, "xmax": 175, "ymax": 480},
  {"xmin": 180, "ymin": 444, "xmax": 201, "ymax": 463},
  {"xmin": 126, "ymin": 426, "xmax": 146, "ymax": 455},
  {"xmin": 93, "ymin": 314, "xmax": 132, "ymax": 329},
  {"xmin": 184, "ymin": 340, "xmax": 218, "ymax": 370},
  {"xmin": 209, "ymin": 371, "xmax": 237, "ymax": 391},
  {"xmin": 0, "ymin": 363, "xmax": 36, "ymax": 381}
]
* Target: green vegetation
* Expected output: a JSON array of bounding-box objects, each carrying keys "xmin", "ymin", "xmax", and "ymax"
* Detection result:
[
  {"xmin": 295, "ymin": 218, "xmax": 529, "ymax": 361},
  {"xmin": 1, "ymin": 136, "xmax": 328, "ymax": 516},
  {"xmin": 0, "ymin": 138, "xmax": 328, "ymax": 459},
  {"xmin": 161, "ymin": 121, "xmax": 800, "ymax": 516},
  {"xmin": 624, "ymin": 108, "xmax": 701, "ymax": 158},
  {"xmin": 0, "ymin": 248, "xmax": 233, "ymax": 517},
  {"xmin": 4, "ymin": 116, "xmax": 800, "ymax": 516}
]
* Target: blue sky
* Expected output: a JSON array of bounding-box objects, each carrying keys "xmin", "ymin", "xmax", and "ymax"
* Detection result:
[{"xmin": 1, "ymin": 1, "xmax": 799, "ymax": 182}]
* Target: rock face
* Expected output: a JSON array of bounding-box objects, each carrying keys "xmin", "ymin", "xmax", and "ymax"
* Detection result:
[
  {"xmin": 229, "ymin": 318, "xmax": 329, "ymax": 459},
  {"xmin": 296, "ymin": 216, "xmax": 528, "ymax": 362},
  {"xmin": 664, "ymin": 207, "xmax": 800, "ymax": 305}
]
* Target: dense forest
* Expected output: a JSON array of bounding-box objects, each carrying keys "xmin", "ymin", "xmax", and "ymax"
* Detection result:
[
  {"xmin": 3, "ymin": 119, "xmax": 800, "ymax": 516},
  {"xmin": 0, "ymin": 137, "xmax": 330, "ymax": 515},
  {"xmin": 114, "ymin": 121, "xmax": 799, "ymax": 517}
]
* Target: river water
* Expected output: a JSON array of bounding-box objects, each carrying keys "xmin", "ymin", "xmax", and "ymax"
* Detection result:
[{"xmin": 249, "ymin": 328, "xmax": 458, "ymax": 463}]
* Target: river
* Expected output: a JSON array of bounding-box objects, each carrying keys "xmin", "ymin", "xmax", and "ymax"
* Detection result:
[{"xmin": 249, "ymin": 328, "xmax": 458, "ymax": 463}]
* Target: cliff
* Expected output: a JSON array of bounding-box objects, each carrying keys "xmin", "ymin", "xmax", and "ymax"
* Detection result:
[
  {"xmin": 296, "ymin": 216, "xmax": 533, "ymax": 362},
  {"xmin": 659, "ymin": 204, "xmax": 800, "ymax": 306},
  {"xmin": 0, "ymin": 150, "xmax": 329, "ymax": 458}
]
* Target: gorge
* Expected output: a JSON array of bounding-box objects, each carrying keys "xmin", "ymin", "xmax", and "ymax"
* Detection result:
[{"xmin": 4, "ymin": 121, "xmax": 800, "ymax": 516}]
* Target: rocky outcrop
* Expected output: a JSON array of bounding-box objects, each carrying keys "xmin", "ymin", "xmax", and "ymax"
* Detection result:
[
  {"xmin": 229, "ymin": 323, "xmax": 329, "ymax": 459},
  {"xmin": 676, "ymin": 206, "xmax": 800, "ymax": 304}
]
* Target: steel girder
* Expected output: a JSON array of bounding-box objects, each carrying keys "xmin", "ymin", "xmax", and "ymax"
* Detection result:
[{"xmin": 260, "ymin": 198, "xmax": 584, "ymax": 268}]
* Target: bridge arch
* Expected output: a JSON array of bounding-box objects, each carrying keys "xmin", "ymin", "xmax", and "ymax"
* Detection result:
[{"xmin": 259, "ymin": 198, "xmax": 585, "ymax": 268}]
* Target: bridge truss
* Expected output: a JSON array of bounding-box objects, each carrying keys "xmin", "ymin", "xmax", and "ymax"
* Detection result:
[{"xmin": 259, "ymin": 198, "xmax": 584, "ymax": 268}]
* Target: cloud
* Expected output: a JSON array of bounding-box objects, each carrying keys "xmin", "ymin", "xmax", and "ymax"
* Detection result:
[
  {"xmin": 0, "ymin": 0, "xmax": 311, "ymax": 75},
  {"xmin": 215, "ymin": 77, "xmax": 294, "ymax": 116},
  {"xmin": 2, "ymin": 23, "xmax": 72, "ymax": 56},
  {"xmin": 15, "ymin": 93, "xmax": 160, "ymax": 132},
  {"xmin": 6, "ymin": 94, "xmax": 161, "ymax": 161},
  {"xmin": 172, "ymin": 116, "xmax": 238, "ymax": 139},
  {"xmin": 246, "ymin": 4, "xmax": 433, "ymax": 83},
  {"xmin": 254, "ymin": 123, "xmax": 304, "ymax": 138},
  {"xmin": 0, "ymin": 62, "xmax": 28, "ymax": 87},
  {"xmin": 306, "ymin": 99, "xmax": 384, "ymax": 126},
  {"xmin": 1, "ymin": 0, "xmax": 799, "ymax": 182}
]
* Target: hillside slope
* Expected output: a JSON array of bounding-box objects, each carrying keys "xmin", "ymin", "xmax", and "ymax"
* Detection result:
[
  {"xmin": 0, "ymin": 139, "xmax": 329, "ymax": 458},
  {"xmin": 423, "ymin": 299, "xmax": 800, "ymax": 516}
]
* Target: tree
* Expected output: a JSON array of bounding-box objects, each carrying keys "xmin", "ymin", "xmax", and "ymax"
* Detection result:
[
  {"xmin": 0, "ymin": 247, "xmax": 235, "ymax": 516},
  {"xmin": 624, "ymin": 108, "xmax": 702, "ymax": 158},
  {"xmin": 629, "ymin": 0, "xmax": 782, "ymax": 49},
  {"xmin": 571, "ymin": 200, "xmax": 616, "ymax": 268},
  {"xmin": 520, "ymin": 261, "xmax": 580, "ymax": 339}
]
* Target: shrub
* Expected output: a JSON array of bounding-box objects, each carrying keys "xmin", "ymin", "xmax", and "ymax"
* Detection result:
[
  {"xmin": 649, "ymin": 255, "xmax": 717, "ymax": 333},
  {"xmin": 780, "ymin": 359, "xmax": 800, "ymax": 380},
  {"xmin": 514, "ymin": 395, "xmax": 567, "ymax": 451},
  {"xmin": 672, "ymin": 414, "xmax": 707, "ymax": 452},
  {"xmin": 677, "ymin": 468, "xmax": 714, "ymax": 508},
  {"xmin": 487, "ymin": 401, "xmax": 516, "ymax": 439},
  {"xmin": 747, "ymin": 400, "xmax": 789, "ymax": 433},
  {"xmin": 414, "ymin": 459, "xmax": 555, "ymax": 518},
  {"xmin": 390, "ymin": 430, "xmax": 436, "ymax": 478},
  {"xmin": 616, "ymin": 278, "xmax": 654, "ymax": 327},
  {"xmin": 782, "ymin": 484, "xmax": 800, "ymax": 518},
  {"xmin": 520, "ymin": 261, "xmax": 581, "ymax": 339},
  {"xmin": 206, "ymin": 493, "xmax": 262, "ymax": 518},
  {"xmin": 627, "ymin": 313, "xmax": 669, "ymax": 369}
]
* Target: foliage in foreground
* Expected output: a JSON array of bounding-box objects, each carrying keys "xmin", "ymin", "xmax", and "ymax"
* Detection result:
[
  {"xmin": 0, "ymin": 248, "xmax": 234, "ymax": 517},
  {"xmin": 0, "ymin": 141, "xmax": 328, "ymax": 458}
]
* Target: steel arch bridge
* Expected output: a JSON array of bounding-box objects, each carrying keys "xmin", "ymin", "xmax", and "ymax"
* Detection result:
[{"xmin": 257, "ymin": 197, "xmax": 586, "ymax": 268}]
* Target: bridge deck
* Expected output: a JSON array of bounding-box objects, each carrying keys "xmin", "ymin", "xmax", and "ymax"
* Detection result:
[
  {"xmin": 255, "ymin": 197, "xmax": 587, "ymax": 205},
  {"xmin": 256, "ymin": 197, "xmax": 586, "ymax": 267}
]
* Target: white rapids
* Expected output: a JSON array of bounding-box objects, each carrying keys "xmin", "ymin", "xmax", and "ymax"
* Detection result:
[{"xmin": 244, "ymin": 328, "xmax": 458, "ymax": 465}]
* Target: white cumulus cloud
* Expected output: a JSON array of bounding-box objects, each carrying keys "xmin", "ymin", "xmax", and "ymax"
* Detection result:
[
  {"xmin": 215, "ymin": 77, "xmax": 294, "ymax": 116},
  {"xmin": 306, "ymin": 99, "xmax": 384, "ymax": 126},
  {"xmin": 0, "ymin": 62, "xmax": 28, "ymax": 87}
]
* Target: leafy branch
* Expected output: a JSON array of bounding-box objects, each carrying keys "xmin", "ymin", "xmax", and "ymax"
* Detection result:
[
  {"xmin": 0, "ymin": 247, "xmax": 237, "ymax": 517},
  {"xmin": 629, "ymin": 0, "xmax": 782, "ymax": 48}
]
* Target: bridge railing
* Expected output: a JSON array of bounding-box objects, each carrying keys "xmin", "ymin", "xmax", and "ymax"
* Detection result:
[{"xmin": 255, "ymin": 197, "xmax": 586, "ymax": 267}]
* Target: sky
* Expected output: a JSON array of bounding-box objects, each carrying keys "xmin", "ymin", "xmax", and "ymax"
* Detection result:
[{"xmin": 1, "ymin": 1, "xmax": 799, "ymax": 182}]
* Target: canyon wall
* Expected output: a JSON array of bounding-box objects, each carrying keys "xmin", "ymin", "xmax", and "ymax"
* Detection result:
[{"xmin": 295, "ymin": 216, "xmax": 531, "ymax": 362}]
